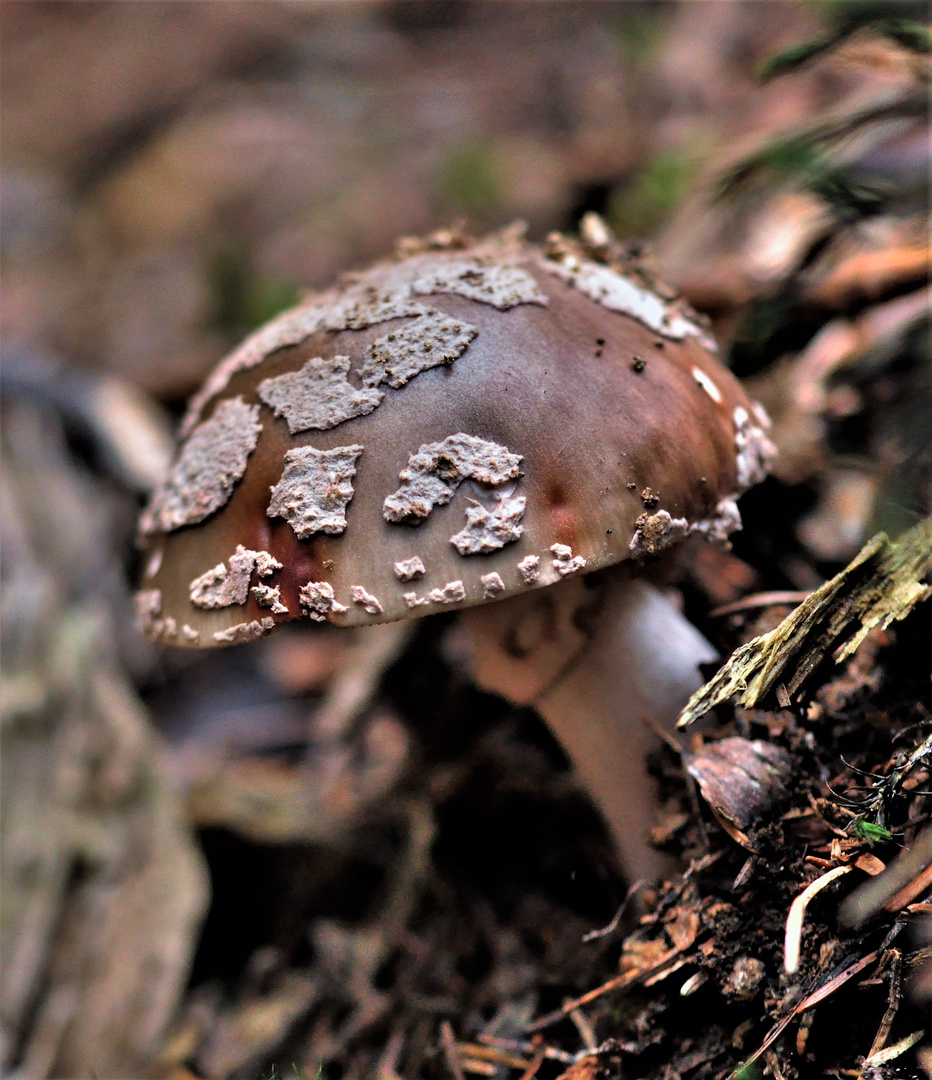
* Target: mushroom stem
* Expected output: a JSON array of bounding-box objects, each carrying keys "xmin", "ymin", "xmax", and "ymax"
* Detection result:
[{"xmin": 462, "ymin": 569, "xmax": 717, "ymax": 881}]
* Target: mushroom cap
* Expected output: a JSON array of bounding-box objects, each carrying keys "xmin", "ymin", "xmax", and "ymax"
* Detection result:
[{"xmin": 136, "ymin": 224, "xmax": 775, "ymax": 646}]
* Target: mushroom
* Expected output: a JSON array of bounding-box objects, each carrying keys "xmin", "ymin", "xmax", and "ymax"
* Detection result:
[{"xmin": 136, "ymin": 221, "xmax": 775, "ymax": 880}]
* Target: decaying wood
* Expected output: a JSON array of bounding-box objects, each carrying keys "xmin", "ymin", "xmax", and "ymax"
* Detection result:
[{"xmin": 679, "ymin": 518, "xmax": 932, "ymax": 728}]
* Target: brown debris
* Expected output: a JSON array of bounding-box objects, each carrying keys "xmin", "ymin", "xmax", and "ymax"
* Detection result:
[{"xmin": 684, "ymin": 737, "xmax": 794, "ymax": 849}]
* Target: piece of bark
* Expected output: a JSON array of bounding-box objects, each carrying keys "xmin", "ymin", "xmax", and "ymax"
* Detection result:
[
  {"xmin": 684, "ymin": 737, "xmax": 795, "ymax": 849},
  {"xmin": 679, "ymin": 519, "xmax": 932, "ymax": 727}
]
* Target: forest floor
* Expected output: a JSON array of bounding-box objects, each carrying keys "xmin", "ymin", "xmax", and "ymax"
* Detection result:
[{"xmin": 1, "ymin": 4, "xmax": 929, "ymax": 1079}]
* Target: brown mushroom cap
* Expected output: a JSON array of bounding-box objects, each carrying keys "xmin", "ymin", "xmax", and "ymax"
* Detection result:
[{"xmin": 136, "ymin": 224, "xmax": 775, "ymax": 646}]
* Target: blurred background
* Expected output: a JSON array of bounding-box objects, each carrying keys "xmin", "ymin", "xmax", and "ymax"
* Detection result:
[{"xmin": 2, "ymin": 3, "xmax": 929, "ymax": 1078}]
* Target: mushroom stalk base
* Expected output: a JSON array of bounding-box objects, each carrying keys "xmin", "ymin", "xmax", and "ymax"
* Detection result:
[{"xmin": 462, "ymin": 570, "xmax": 717, "ymax": 882}]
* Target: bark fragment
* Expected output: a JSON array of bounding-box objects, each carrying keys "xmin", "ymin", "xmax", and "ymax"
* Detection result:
[{"xmin": 679, "ymin": 519, "xmax": 932, "ymax": 727}]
